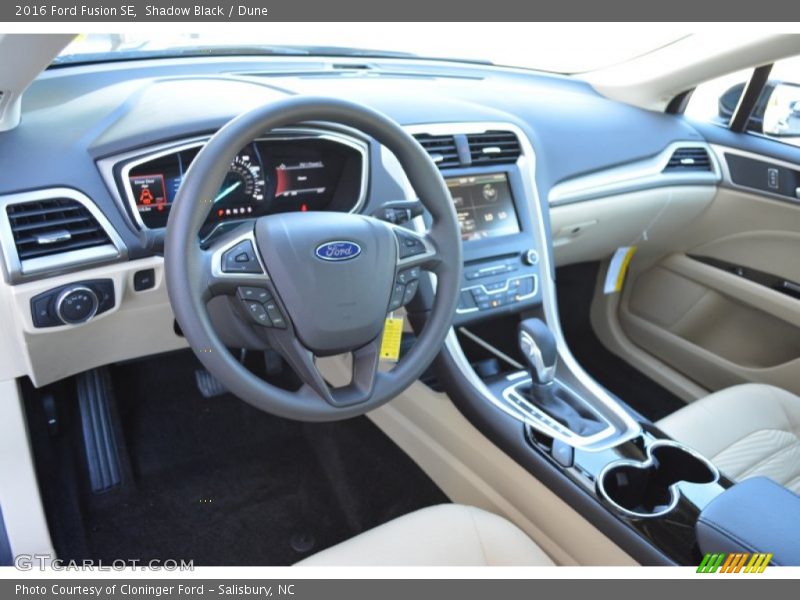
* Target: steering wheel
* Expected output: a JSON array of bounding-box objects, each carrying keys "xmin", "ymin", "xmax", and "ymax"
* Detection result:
[{"xmin": 164, "ymin": 97, "xmax": 462, "ymax": 421}]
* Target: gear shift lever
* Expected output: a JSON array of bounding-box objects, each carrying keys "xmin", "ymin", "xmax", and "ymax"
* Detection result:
[
  {"xmin": 517, "ymin": 318, "xmax": 605, "ymax": 436},
  {"xmin": 519, "ymin": 318, "xmax": 557, "ymax": 386}
]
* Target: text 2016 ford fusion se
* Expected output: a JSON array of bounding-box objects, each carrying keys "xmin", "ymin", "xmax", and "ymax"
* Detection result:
[{"xmin": 1, "ymin": 31, "xmax": 799, "ymax": 568}]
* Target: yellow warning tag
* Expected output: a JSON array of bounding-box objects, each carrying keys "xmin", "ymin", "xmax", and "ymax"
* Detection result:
[
  {"xmin": 380, "ymin": 317, "xmax": 404, "ymax": 361},
  {"xmin": 604, "ymin": 246, "xmax": 637, "ymax": 294}
]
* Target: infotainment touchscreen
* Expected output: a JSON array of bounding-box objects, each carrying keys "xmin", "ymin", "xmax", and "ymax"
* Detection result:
[{"xmin": 445, "ymin": 173, "xmax": 521, "ymax": 241}]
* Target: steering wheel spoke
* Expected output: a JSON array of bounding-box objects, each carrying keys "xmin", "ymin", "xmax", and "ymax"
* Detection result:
[{"xmin": 268, "ymin": 329, "xmax": 381, "ymax": 408}]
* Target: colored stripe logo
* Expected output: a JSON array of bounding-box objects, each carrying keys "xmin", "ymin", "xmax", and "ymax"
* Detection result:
[{"xmin": 697, "ymin": 552, "xmax": 773, "ymax": 573}]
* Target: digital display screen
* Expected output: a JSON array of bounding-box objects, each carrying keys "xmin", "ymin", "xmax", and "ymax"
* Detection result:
[{"xmin": 446, "ymin": 173, "xmax": 520, "ymax": 241}]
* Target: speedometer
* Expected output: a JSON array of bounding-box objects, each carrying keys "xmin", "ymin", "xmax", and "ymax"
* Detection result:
[{"xmin": 211, "ymin": 148, "xmax": 266, "ymax": 219}]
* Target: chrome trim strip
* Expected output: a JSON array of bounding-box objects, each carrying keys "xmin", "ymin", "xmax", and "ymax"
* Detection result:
[
  {"xmin": 596, "ymin": 440, "xmax": 720, "ymax": 520},
  {"xmin": 548, "ymin": 141, "xmax": 721, "ymax": 207},
  {"xmin": 0, "ymin": 187, "xmax": 127, "ymax": 284},
  {"xmin": 97, "ymin": 127, "xmax": 370, "ymax": 233},
  {"xmin": 501, "ymin": 376, "xmax": 615, "ymax": 446},
  {"xmin": 402, "ymin": 121, "xmax": 641, "ymax": 451},
  {"xmin": 710, "ymin": 143, "xmax": 800, "ymax": 205}
]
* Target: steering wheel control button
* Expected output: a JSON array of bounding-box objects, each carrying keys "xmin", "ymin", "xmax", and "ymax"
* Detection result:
[
  {"xmin": 389, "ymin": 282, "xmax": 406, "ymax": 311},
  {"xmin": 394, "ymin": 230, "xmax": 427, "ymax": 259},
  {"xmin": 222, "ymin": 240, "xmax": 263, "ymax": 274},
  {"xmin": 264, "ymin": 300, "xmax": 287, "ymax": 328},
  {"xmin": 56, "ymin": 286, "xmax": 99, "ymax": 325},
  {"xmin": 244, "ymin": 301, "xmax": 271, "ymax": 326},
  {"xmin": 237, "ymin": 286, "xmax": 272, "ymax": 303},
  {"xmin": 133, "ymin": 268, "xmax": 156, "ymax": 292},
  {"xmin": 402, "ymin": 279, "xmax": 420, "ymax": 304}
]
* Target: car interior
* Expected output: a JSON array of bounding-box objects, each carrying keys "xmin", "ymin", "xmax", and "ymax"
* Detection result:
[{"xmin": 1, "ymin": 31, "xmax": 800, "ymax": 568}]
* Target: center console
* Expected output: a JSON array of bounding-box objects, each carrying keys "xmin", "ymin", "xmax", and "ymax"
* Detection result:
[
  {"xmin": 444, "ymin": 168, "xmax": 542, "ymax": 325},
  {"xmin": 407, "ymin": 122, "xmax": 734, "ymax": 565}
]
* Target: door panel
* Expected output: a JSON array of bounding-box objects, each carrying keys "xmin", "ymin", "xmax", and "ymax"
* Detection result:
[{"xmin": 618, "ymin": 174, "xmax": 800, "ymax": 397}]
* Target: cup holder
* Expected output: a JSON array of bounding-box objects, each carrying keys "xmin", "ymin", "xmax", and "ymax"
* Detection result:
[{"xmin": 597, "ymin": 440, "xmax": 719, "ymax": 519}]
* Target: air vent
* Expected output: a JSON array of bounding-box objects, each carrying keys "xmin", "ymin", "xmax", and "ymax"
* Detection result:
[
  {"xmin": 664, "ymin": 147, "xmax": 712, "ymax": 172},
  {"xmin": 412, "ymin": 134, "xmax": 461, "ymax": 169},
  {"xmin": 6, "ymin": 198, "xmax": 112, "ymax": 260},
  {"xmin": 467, "ymin": 130, "xmax": 521, "ymax": 166}
]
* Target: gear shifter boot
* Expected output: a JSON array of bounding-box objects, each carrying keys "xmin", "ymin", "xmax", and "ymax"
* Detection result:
[{"xmin": 521, "ymin": 382, "xmax": 606, "ymax": 437}]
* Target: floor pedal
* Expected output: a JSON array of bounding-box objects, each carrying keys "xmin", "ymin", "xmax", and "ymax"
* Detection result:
[
  {"xmin": 76, "ymin": 368, "xmax": 122, "ymax": 494},
  {"xmin": 195, "ymin": 369, "xmax": 228, "ymax": 398}
]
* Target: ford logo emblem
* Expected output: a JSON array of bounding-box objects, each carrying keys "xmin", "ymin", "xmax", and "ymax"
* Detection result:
[{"xmin": 315, "ymin": 240, "xmax": 362, "ymax": 262}]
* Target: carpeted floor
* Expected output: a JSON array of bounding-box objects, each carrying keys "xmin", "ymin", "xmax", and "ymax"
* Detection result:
[{"xmin": 25, "ymin": 350, "xmax": 448, "ymax": 565}]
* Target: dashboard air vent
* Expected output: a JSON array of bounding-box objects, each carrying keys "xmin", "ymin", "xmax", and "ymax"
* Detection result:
[
  {"xmin": 467, "ymin": 130, "xmax": 521, "ymax": 166},
  {"xmin": 412, "ymin": 134, "xmax": 461, "ymax": 169},
  {"xmin": 6, "ymin": 197, "xmax": 112, "ymax": 260},
  {"xmin": 664, "ymin": 147, "xmax": 712, "ymax": 172}
]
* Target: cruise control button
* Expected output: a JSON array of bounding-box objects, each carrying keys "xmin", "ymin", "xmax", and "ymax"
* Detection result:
[
  {"xmin": 244, "ymin": 301, "xmax": 271, "ymax": 326},
  {"xmin": 402, "ymin": 279, "xmax": 419, "ymax": 304},
  {"xmin": 396, "ymin": 267, "xmax": 420, "ymax": 285},
  {"xmin": 237, "ymin": 286, "xmax": 272, "ymax": 303},
  {"xmin": 389, "ymin": 282, "xmax": 405, "ymax": 311}
]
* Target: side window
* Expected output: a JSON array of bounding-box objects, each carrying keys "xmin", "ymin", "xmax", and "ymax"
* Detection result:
[
  {"xmin": 759, "ymin": 55, "xmax": 800, "ymax": 146},
  {"xmin": 684, "ymin": 57, "xmax": 800, "ymax": 148},
  {"xmin": 685, "ymin": 68, "xmax": 753, "ymax": 126}
]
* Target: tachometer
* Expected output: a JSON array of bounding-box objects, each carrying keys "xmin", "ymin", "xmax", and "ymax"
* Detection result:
[{"xmin": 211, "ymin": 149, "xmax": 266, "ymax": 219}]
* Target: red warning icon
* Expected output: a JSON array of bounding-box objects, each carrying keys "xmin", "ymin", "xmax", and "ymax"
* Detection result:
[{"xmin": 139, "ymin": 187, "xmax": 154, "ymax": 205}]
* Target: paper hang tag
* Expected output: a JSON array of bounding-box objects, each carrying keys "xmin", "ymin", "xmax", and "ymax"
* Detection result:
[
  {"xmin": 604, "ymin": 246, "xmax": 637, "ymax": 295},
  {"xmin": 379, "ymin": 317, "xmax": 404, "ymax": 362}
]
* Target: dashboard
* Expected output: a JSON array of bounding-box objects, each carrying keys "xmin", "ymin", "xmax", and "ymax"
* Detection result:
[{"xmin": 0, "ymin": 53, "xmax": 711, "ymax": 388}]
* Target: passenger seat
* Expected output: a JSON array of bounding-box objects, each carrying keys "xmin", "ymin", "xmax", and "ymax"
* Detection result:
[
  {"xmin": 296, "ymin": 504, "xmax": 554, "ymax": 566},
  {"xmin": 657, "ymin": 383, "xmax": 800, "ymax": 493}
]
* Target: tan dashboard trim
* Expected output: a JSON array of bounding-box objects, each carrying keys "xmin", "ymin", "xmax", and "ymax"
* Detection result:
[{"xmin": 0, "ymin": 256, "xmax": 187, "ymax": 386}]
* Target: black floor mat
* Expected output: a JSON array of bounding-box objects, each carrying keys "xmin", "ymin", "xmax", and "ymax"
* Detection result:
[
  {"xmin": 556, "ymin": 262, "xmax": 686, "ymax": 422},
  {"xmin": 25, "ymin": 351, "xmax": 448, "ymax": 565}
]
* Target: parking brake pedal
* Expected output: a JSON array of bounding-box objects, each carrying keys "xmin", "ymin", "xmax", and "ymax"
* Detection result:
[{"xmin": 76, "ymin": 368, "xmax": 122, "ymax": 494}]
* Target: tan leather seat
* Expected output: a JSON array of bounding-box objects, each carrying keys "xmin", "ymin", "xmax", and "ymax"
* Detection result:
[
  {"xmin": 657, "ymin": 383, "xmax": 800, "ymax": 493},
  {"xmin": 296, "ymin": 504, "xmax": 554, "ymax": 566}
]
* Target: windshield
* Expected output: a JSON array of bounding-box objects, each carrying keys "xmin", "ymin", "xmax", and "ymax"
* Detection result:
[{"xmin": 55, "ymin": 28, "xmax": 690, "ymax": 74}]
